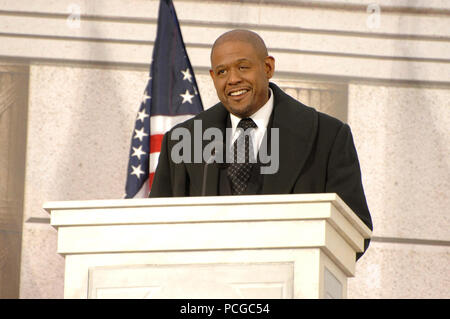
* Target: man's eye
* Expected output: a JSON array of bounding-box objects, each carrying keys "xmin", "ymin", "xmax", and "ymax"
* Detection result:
[
  {"xmin": 239, "ymin": 66, "xmax": 249, "ymax": 70},
  {"xmin": 217, "ymin": 69, "xmax": 226, "ymax": 75}
]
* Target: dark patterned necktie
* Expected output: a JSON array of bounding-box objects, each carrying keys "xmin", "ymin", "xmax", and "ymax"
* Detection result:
[{"xmin": 227, "ymin": 118, "xmax": 257, "ymax": 195}]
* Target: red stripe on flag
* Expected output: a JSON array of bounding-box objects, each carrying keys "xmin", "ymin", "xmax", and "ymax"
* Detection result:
[{"xmin": 150, "ymin": 134, "xmax": 164, "ymax": 153}]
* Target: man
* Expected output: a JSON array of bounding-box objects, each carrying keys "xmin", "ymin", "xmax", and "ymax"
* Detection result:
[{"xmin": 150, "ymin": 29, "xmax": 372, "ymax": 257}]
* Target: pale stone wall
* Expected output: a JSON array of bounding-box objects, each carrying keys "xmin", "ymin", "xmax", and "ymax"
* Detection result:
[
  {"xmin": 346, "ymin": 84, "xmax": 450, "ymax": 298},
  {"xmin": 0, "ymin": 0, "xmax": 448, "ymax": 298}
]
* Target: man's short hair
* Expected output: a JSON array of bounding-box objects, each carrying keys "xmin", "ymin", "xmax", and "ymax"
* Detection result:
[{"xmin": 210, "ymin": 29, "xmax": 269, "ymax": 62}]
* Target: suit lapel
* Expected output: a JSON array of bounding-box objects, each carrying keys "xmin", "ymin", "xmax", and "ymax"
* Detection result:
[{"xmin": 262, "ymin": 83, "xmax": 318, "ymax": 194}]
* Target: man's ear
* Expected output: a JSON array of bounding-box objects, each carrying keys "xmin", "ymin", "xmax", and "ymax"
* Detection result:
[
  {"xmin": 264, "ymin": 56, "xmax": 275, "ymax": 79},
  {"xmin": 209, "ymin": 69, "xmax": 215, "ymax": 80}
]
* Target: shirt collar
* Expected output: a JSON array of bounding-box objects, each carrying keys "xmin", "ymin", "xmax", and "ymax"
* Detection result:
[{"xmin": 229, "ymin": 87, "xmax": 274, "ymax": 130}]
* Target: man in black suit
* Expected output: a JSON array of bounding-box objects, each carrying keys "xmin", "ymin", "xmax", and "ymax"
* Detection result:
[{"xmin": 150, "ymin": 29, "xmax": 372, "ymax": 257}]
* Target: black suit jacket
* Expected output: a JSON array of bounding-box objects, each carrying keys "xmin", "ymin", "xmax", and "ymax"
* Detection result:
[{"xmin": 150, "ymin": 83, "xmax": 373, "ymax": 256}]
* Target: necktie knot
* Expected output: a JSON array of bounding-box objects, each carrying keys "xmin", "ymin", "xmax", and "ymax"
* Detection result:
[{"xmin": 237, "ymin": 118, "xmax": 257, "ymax": 130}]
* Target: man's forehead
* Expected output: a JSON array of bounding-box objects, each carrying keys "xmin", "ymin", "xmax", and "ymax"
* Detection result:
[
  {"xmin": 213, "ymin": 39, "xmax": 256, "ymax": 53},
  {"xmin": 211, "ymin": 41, "xmax": 260, "ymax": 65}
]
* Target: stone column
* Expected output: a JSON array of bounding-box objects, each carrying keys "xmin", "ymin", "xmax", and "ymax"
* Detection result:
[{"xmin": 0, "ymin": 64, "xmax": 29, "ymax": 298}]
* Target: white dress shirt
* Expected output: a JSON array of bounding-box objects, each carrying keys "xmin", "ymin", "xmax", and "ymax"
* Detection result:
[{"xmin": 229, "ymin": 88, "xmax": 274, "ymax": 159}]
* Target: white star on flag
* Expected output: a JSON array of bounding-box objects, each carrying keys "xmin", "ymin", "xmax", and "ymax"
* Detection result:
[
  {"xmin": 134, "ymin": 127, "xmax": 148, "ymax": 142},
  {"xmin": 142, "ymin": 91, "xmax": 150, "ymax": 104},
  {"xmin": 181, "ymin": 68, "xmax": 192, "ymax": 82},
  {"xmin": 180, "ymin": 89, "xmax": 194, "ymax": 104},
  {"xmin": 131, "ymin": 145, "xmax": 146, "ymax": 160},
  {"xmin": 136, "ymin": 109, "xmax": 149, "ymax": 122},
  {"xmin": 130, "ymin": 164, "xmax": 145, "ymax": 179}
]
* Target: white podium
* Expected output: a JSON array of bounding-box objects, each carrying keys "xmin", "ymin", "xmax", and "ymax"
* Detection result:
[{"xmin": 44, "ymin": 193, "xmax": 371, "ymax": 299}]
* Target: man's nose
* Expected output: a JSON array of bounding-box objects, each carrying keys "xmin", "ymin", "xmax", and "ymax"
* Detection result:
[{"xmin": 227, "ymin": 68, "xmax": 241, "ymax": 85}]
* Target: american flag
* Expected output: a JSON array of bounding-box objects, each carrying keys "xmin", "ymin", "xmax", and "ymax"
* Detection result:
[{"xmin": 124, "ymin": 0, "xmax": 204, "ymax": 198}]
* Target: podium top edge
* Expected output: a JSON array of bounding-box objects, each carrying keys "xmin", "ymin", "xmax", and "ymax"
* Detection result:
[
  {"xmin": 43, "ymin": 193, "xmax": 340, "ymax": 211},
  {"xmin": 43, "ymin": 193, "xmax": 372, "ymax": 237}
]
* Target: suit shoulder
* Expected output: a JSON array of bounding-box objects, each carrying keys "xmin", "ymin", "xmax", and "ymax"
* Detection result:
[
  {"xmin": 167, "ymin": 103, "xmax": 224, "ymax": 131},
  {"xmin": 314, "ymin": 112, "xmax": 349, "ymax": 145},
  {"xmin": 192, "ymin": 102, "xmax": 225, "ymax": 121},
  {"xmin": 271, "ymin": 81, "xmax": 346, "ymax": 132},
  {"xmin": 317, "ymin": 110, "xmax": 345, "ymax": 129}
]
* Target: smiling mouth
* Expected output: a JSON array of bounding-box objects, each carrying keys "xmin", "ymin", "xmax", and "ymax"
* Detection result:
[{"xmin": 228, "ymin": 89, "xmax": 250, "ymax": 98}]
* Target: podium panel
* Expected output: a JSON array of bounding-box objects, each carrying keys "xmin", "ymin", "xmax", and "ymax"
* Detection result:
[
  {"xmin": 88, "ymin": 262, "xmax": 294, "ymax": 299},
  {"xmin": 44, "ymin": 193, "xmax": 371, "ymax": 299}
]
